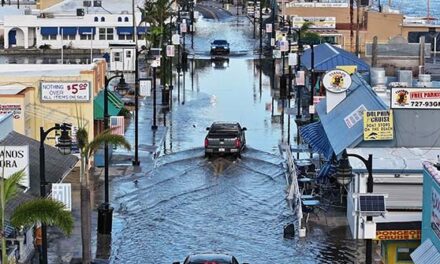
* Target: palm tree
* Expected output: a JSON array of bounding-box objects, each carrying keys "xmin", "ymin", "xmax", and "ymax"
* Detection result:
[
  {"xmin": 0, "ymin": 168, "xmax": 74, "ymax": 264},
  {"xmin": 76, "ymin": 115, "xmax": 131, "ymax": 264}
]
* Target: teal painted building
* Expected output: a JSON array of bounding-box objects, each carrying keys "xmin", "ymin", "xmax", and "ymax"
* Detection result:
[{"xmin": 411, "ymin": 162, "xmax": 440, "ymax": 263}]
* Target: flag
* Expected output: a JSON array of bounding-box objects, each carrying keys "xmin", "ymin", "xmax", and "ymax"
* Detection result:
[{"xmin": 110, "ymin": 116, "xmax": 125, "ymax": 136}]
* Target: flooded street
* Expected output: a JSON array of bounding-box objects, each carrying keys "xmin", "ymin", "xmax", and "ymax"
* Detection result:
[{"xmin": 109, "ymin": 13, "xmax": 362, "ymax": 264}]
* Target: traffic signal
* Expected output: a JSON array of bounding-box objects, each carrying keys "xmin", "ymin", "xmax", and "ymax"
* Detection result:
[{"xmin": 279, "ymin": 74, "xmax": 288, "ymax": 99}]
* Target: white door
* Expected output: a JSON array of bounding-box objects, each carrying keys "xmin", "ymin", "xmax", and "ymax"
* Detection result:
[
  {"xmin": 124, "ymin": 49, "xmax": 135, "ymax": 72},
  {"xmin": 111, "ymin": 49, "xmax": 124, "ymax": 71}
]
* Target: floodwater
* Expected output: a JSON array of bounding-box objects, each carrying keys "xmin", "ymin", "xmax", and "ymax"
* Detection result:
[{"xmin": 109, "ymin": 14, "xmax": 363, "ymax": 264}]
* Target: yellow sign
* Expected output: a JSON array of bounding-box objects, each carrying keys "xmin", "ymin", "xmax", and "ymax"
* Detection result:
[
  {"xmin": 375, "ymin": 230, "xmax": 421, "ymax": 240},
  {"xmin": 363, "ymin": 110, "xmax": 394, "ymax": 141},
  {"xmin": 336, "ymin": 65, "xmax": 357, "ymax": 75}
]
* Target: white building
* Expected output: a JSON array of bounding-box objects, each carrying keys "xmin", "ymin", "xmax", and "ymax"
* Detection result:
[{"xmin": 3, "ymin": 0, "xmax": 147, "ymax": 49}]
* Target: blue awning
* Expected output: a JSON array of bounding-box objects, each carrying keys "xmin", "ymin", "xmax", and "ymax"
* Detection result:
[
  {"xmin": 40, "ymin": 27, "xmax": 58, "ymax": 36},
  {"xmin": 116, "ymin": 27, "xmax": 134, "ymax": 35},
  {"xmin": 59, "ymin": 27, "xmax": 77, "ymax": 36},
  {"xmin": 137, "ymin": 26, "xmax": 148, "ymax": 35},
  {"xmin": 299, "ymin": 121, "xmax": 334, "ymax": 160},
  {"xmin": 78, "ymin": 27, "xmax": 96, "ymax": 35}
]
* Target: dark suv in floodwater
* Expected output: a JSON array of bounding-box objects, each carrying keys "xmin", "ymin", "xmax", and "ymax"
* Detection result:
[
  {"xmin": 210, "ymin": 39, "xmax": 230, "ymax": 55},
  {"xmin": 204, "ymin": 122, "xmax": 246, "ymax": 158},
  {"xmin": 173, "ymin": 253, "xmax": 249, "ymax": 264}
]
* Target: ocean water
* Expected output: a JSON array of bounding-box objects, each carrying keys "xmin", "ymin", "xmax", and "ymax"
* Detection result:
[{"xmin": 387, "ymin": 0, "xmax": 440, "ymax": 19}]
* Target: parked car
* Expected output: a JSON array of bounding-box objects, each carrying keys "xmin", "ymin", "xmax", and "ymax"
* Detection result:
[
  {"xmin": 173, "ymin": 253, "xmax": 249, "ymax": 264},
  {"xmin": 204, "ymin": 122, "xmax": 246, "ymax": 158},
  {"xmin": 210, "ymin": 39, "xmax": 230, "ymax": 55}
]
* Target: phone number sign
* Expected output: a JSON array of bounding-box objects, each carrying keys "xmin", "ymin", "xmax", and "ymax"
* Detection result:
[
  {"xmin": 391, "ymin": 87, "xmax": 440, "ymax": 109},
  {"xmin": 40, "ymin": 81, "xmax": 90, "ymax": 102}
]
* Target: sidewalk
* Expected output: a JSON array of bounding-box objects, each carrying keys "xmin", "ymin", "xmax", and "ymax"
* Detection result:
[{"xmin": 36, "ymin": 78, "xmax": 169, "ymax": 263}]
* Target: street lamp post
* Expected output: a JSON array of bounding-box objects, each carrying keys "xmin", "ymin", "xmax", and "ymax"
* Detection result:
[
  {"xmin": 152, "ymin": 63, "xmax": 158, "ymax": 130},
  {"xmin": 97, "ymin": 74, "xmax": 128, "ymax": 236},
  {"xmin": 39, "ymin": 123, "xmax": 72, "ymax": 264},
  {"xmin": 337, "ymin": 151, "xmax": 374, "ymax": 264}
]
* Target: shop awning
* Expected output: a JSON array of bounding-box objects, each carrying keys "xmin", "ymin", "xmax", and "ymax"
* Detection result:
[
  {"xmin": 40, "ymin": 27, "xmax": 58, "ymax": 36},
  {"xmin": 137, "ymin": 26, "xmax": 148, "ymax": 35},
  {"xmin": 59, "ymin": 27, "xmax": 77, "ymax": 35},
  {"xmin": 411, "ymin": 239, "xmax": 440, "ymax": 264},
  {"xmin": 299, "ymin": 121, "xmax": 334, "ymax": 160},
  {"xmin": 116, "ymin": 27, "xmax": 134, "ymax": 35},
  {"xmin": 94, "ymin": 90, "xmax": 124, "ymax": 120},
  {"xmin": 78, "ymin": 27, "xmax": 96, "ymax": 35}
]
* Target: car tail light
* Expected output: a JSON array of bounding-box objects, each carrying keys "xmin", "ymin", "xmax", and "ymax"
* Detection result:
[
  {"xmin": 235, "ymin": 138, "xmax": 241, "ymax": 148},
  {"xmin": 204, "ymin": 137, "xmax": 208, "ymax": 148}
]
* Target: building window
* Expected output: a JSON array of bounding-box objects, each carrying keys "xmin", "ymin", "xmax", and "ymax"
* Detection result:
[
  {"xmin": 63, "ymin": 35, "xmax": 76, "ymax": 40},
  {"xmin": 126, "ymin": 50, "xmax": 131, "ymax": 58},
  {"xmin": 42, "ymin": 34, "xmax": 57, "ymax": 40},
  {"xmin": 396, "ymin": 247, "xmax": 416, "ymax": 262},
  {"xmin": 118, "ymin": 34, "xmax": 132, "ymax": 40},
  {"xmin": 101, "ymin": 17, "xmax": 105, "ymax": 22},
  {"xmin": 124, "ymin": 17, "xmax": 129, "ymax": 22},
  {"xmin": 118, "ymin": 17, "xmax": 122, "ymax": 22},
  {"xmin": 114, "ymin": 52, "xmax": 121, "ymax": 62},
  {"xmin": 80, "ymin": 34, "xmax": 94, "ymax": 40},
  {"xmin": 99, "ymin": 28, "xmax": 114, "ymax": 40},
  {"xmin": 94, "ymin": 17, "xmax": 99, "ymax": 22}
]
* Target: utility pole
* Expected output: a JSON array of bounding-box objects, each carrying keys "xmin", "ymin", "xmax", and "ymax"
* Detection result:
[
  {"xmin": 350, "ymin": 0, "xmax": 354, "ymax": 52},
  {"xmin": 355, "ymin": 0, "xmax": 360, "ymax": 56}
]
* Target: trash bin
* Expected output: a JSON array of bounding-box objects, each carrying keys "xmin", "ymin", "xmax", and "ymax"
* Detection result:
[{"xmin": 162, "ymin": 85, "xmax": 170, "ymax": 105}]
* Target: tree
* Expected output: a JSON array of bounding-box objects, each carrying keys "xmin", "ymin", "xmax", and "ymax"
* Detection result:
[
  {"xmin": 76, "ymin": 115, "xmax": 131, "ymax": 264},
  {"xmin": 0, "ymin": 168, "xmax": 74, "ymax": 264}
]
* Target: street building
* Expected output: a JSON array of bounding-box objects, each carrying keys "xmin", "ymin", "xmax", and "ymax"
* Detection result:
[{"xmin": 0, "ymin": 112, "xmax": 78, "ymax": 263}]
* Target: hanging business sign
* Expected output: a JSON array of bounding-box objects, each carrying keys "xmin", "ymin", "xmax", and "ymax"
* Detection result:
[
  {"xmin": 288, "ymin": 53, "xmax": 297, "ymax": 66},
  {"xmin": 0, "ymin": 103, "xmax": 23, "ymax": 119},
  {"xmin": 295, "ymin": 71, "xmax": 305, "ymax": 86},
  {"xmin": 139, "ymin": 78, "xmax": 152, "ymax": 97},
  {"xmin": 172, "ymin": 34, "xmax": 180, "ymax": 45},
  {"xmin": 280, "ymin": 40, "xmax": 289, "ymax": 52},
  {"xmin": 180, "ymin": 23, "xmax": 187, "ymax": 33},
  {"xmin": 391, "ymin": 87, "xmax": 440, "ymax": 109},
  {"xmin": 40, "ymin": 81, "xmax": 91, "ymax": 102},
  {"xmin": 0, "ymin": 146, "xmax": 30, "ymax": 188},
  {"xmin": 166, "ymin": 45, "xmax": 175, "ymax": 57},
  {"xmin": 266, "ymin": 23, "xmax": 272, "ymax": 33},
  {"xmin": 431, "ymin": 187, "xmax": 440, "ymax": 239},
  {"xmin": 323, "ymin": 69, "xmax": 352, "ymax": 93},
  {"xmin": 363, "ymin": 110, "xmax": 394, "ymax": 141},
  {"xmin": 375, "ymin": 230, "xmax": 421, "ymax": 240}
]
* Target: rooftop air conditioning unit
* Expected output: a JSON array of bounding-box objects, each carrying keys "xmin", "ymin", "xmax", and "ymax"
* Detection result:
[
  {"xmin": 83, "ymin": 1, "xmax": 91, "ymax": 7},
  {"xmin": 93, "ymin": 0, "xmax": 102, "ymax": 7}
]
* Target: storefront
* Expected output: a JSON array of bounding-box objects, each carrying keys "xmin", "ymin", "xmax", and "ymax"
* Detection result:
[{"xmin": 376, "ymin": 226, "xmax": 421, "ymax": 263}]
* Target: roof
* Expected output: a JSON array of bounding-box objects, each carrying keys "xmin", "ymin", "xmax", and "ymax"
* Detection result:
[
  {"xmin": 411, "ymin": 239, "xmax": 440, "ymax": 264},
  {"xmin": 301, "ymin": 43, "xmax": 370, "ymax": 72},
  {"xmin": 0, "ymin": 131, "xmax": 78, "ymax": 196},
  {"xmin": 93, "ymin": 90, "xmax": 124, "ymax": 120},
  {"xmin": 0, "ymin": 64, "xmax": 96, "ymax": 77},
  {"xmin": 0, "ymin": 84, "xmax": 28, "ymax": 95},
  {"xmin": 316, "ymin": 73, "xmax": 388, "ymax": 157},
  {"xmin": 44, "ymin": 0, "xmax": 144, "ymax": 14},
  {"xmin": 346, "ymin": 147, "xmax": 440, "ymax": 173}
]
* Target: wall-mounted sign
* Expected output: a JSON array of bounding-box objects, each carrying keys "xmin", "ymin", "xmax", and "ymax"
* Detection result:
[
  {"xmin": 432, "ymin": 187, "xmax": 440, "ymax": 239},
  {"xmin": 291, "ymin": 16, "xmax": 336, "ymax": 29},
  {"xmin": 323, "ymin": 69, "xmax": 352, "ymax": 93},
  {"xmin": 0, "ymin": 103, "xmax": 23, "ymax": 119},
  {"xmin": 41, "ymin": 81, "xmax": 90, "ymax": 102},
  {"xmin": 363, "ymin": 110, "xmax": 394, "ymax": 141},
  {"xmin": 0, "ymin": 146, "xmax": 29, "ymax": 188},
  {"xmin": 391, "ymin": 88, "xmax": 440, "ymax": 109},
  {"xmin": 296, "ymin": 71, "xmax": 305, "ymax": 86},
  {"xmin": 375, "ymin": 230, "xmax": 421, "ymax": 240},
  {"xmin": 287, "ymin": 2, "xmax": 348, "ymax": 8},
  {"xmin": 344, "ymin": 104, "xmax": 367, "ymax": 128},
  {"xmin": 52, "ymin": 183, "xmax": 72, "ymax": 211}
]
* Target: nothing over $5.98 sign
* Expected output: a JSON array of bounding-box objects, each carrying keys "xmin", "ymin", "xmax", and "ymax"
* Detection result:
[{"xmin": 40, "ymin": 81, "xmax": 91, "ymax": 102}]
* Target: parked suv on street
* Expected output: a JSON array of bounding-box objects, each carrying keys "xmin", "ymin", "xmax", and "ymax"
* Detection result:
[
  {"xmin": 173, "ymin": 253, "xmax": 249, "ymax": 264},
  {"xmin": 204, "ymin": 122, "xmax": 246, "ymax": 158},
  {"xmin": 210, "ymin": 39, "xmax": 230, "ymax": 55}
]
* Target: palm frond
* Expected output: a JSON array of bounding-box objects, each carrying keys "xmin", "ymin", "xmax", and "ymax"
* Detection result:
[
  {"xmin": 3, "ymin": 168, "xmax": 26, "ymax": 203},
  {"xmin": 85, "ymin": 129, "xmax": 131, "ymax": 159},
  {"xmin": 10, "ymin": 198, "xmax": 74, "ymax": 236}
]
